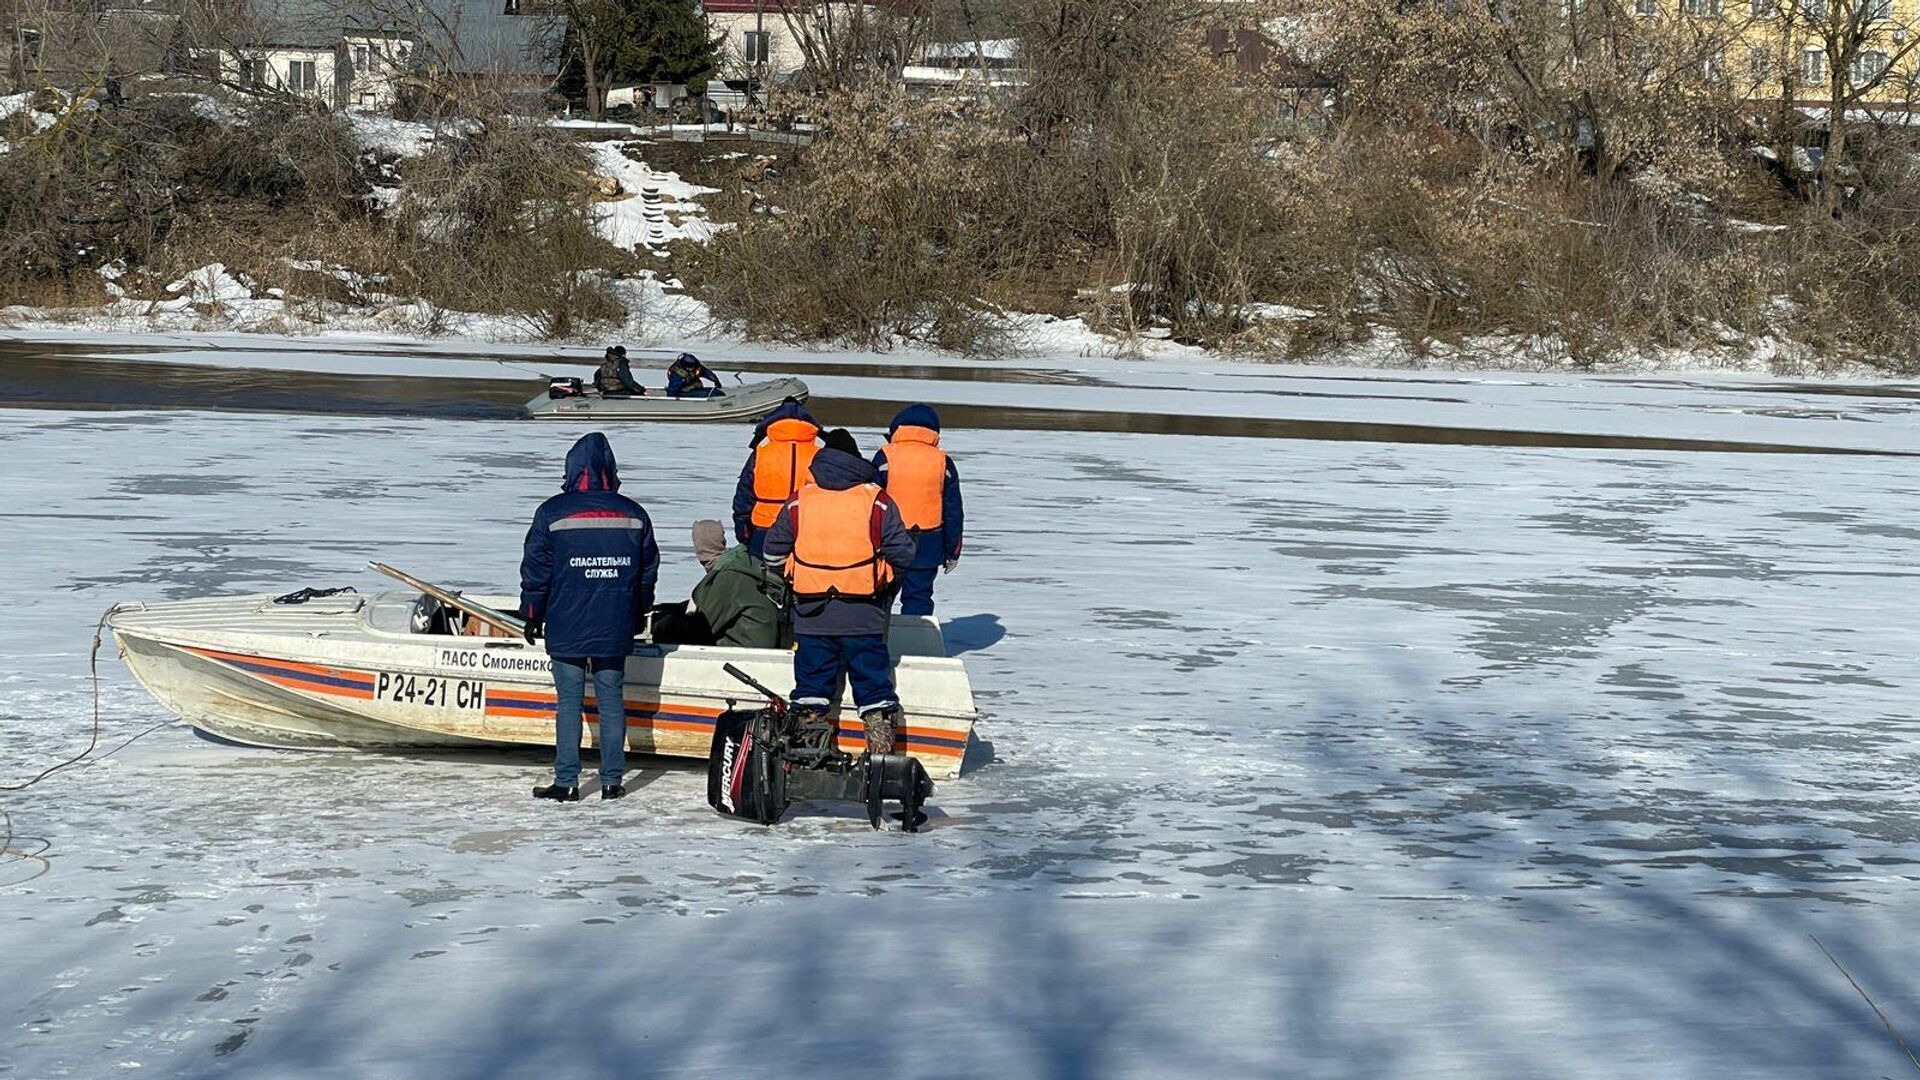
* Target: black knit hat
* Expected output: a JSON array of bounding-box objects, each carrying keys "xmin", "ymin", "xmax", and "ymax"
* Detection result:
[{"xmin": 822, "ymin": 428, "xmax": 860, "ymax": 456}]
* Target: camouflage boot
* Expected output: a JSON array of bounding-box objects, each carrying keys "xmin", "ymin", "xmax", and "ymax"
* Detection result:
[{"xmin": 861, "ymin": 705, "xmax": 900, "ymax": 756}]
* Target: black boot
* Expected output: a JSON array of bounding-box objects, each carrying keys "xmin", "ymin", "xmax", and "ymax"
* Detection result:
[
  {"xmin": 601, "ymin": 784, "xmax": 626, "ymax": 800},
  {"xmin": 861, "ymin": 706, "xmax": 900, "ymax": 756},
  {"xmin": 532, "ymin": 784, "xmax": 579, "ymax": 802}
]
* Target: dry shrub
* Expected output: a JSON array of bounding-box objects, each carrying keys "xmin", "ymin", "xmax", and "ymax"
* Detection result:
[
  {"xmin": 1772, "ymin": 142, "xmax": 1920, "ymax": 370},
  {"xmin": 186, "ymin": 106, "xmax": 365, "ymax": 211},
  {"xmin": 0, "ymin": 94, "xmax": 635, "ymax": 339},
  {"xmin": 390, "ymin": 121, "xmax": 632, "ymax": 338},
  {"xmin": 1258, "ymin": 128, "xmax": 1774, "ymax": 364},
  {"xmin": 0, "ymin": 98, "xmax": 363, "ymax": 295},
  {"xmin": 690, "ymin": 2, "xmax": 1301, "ymax": 354},
  {"xmin": 689, "ymin": 93, "xmax": 1012, "ymax": 352}
]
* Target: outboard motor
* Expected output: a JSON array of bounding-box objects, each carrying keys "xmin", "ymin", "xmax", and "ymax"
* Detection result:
[
  {"xmin": 707, "ymin": 664, "xmax": 933, "ymax": 831},
  {"xmin": 548, "ymin": 376, "xmax": 585, "ymax": 400}
]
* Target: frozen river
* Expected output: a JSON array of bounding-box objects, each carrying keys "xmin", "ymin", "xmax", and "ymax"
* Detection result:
[{"xmin": 2, "ymin": 380, "xmax": 1920, "ymax": 1076}]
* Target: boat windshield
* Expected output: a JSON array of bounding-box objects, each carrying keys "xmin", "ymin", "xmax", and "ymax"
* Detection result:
[{"xmin": 365, "ymin": 593, "xmax": 522, "ymax": 639}]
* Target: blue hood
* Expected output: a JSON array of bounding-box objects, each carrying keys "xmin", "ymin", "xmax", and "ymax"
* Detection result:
[
  {"xmin": 751, "ymin": 399, "xmax": 818, "ymax": 445},
  {"xmin": 562, "ymin": 433, "xmax": 621, "ymax": 492},
  {"xmin": 888, "ymin": 403, "xmax": 941, "ymax": 436},
  {"xmin": 808, "ymin": 448, "xmax": 875, "ymax": 491}
]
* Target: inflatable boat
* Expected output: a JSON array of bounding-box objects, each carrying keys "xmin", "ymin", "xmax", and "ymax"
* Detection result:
[{"xmin": 523, "ymin": 377, "xmax": 809, "ymax": 423}]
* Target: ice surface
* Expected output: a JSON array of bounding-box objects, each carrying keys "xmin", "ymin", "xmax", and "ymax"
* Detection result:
[
  {"xmin": 7, "ymin": 330, "xmax": 1919, "ymax": 453},
  {"xmin": 2, "ymin": 409, "xmax": 1919, "ymax": 1077}
]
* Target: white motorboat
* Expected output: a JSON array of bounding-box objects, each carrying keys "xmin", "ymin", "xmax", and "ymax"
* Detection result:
[
  {"xmin": 524, "ymin": 377, "xmax": 809, "ymax": 422},
  {"xmin": 107, "ymin": 588, "xmax": 977, "ymax": 780}
]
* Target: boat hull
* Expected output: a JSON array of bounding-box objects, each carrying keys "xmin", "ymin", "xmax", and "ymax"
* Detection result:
[
  {"xmin": 524, "ymin": 378, "xmax": 809, "ymax": 422},
  {"xmin": 109, "ymin": 592, "xmax": 975, "ymax": 778}
]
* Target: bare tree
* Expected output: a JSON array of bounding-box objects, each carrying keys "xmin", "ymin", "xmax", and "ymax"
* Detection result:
[
  {"xmin": 775, "ymin": 1, "xmax": 928, "ymax": 90},
  {"xmin": 1779, "ymin": 0, "xmax": 1920, "ymax": 209}
]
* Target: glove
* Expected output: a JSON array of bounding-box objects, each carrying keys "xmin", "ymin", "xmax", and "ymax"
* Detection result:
[
  {"xmin": 942, "ymin": 558, "xmax": 959, "ymax": 574},
  {"xmin": 523, "ymin": 616, "xmax": 543, "ymax": 645}
]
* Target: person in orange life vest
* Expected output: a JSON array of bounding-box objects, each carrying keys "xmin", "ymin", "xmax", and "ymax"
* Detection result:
[
  {"xmin": 731, "ymin": 398, "xmax": 821, "ymax": 560},
  {"xmin": 872, "ymin": 403, "xmax": 964, "ymax": 617},
  {"xmin": 760, "ymin": 428, "xmax": 917, "ymax": 754}
]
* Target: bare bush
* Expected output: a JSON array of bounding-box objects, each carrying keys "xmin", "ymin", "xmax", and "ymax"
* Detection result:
[
  {"xmin": 690, "ymin": 1, "xmax": 1301, "ymax": 353},
  {"xmin": 688, "ymin": 92, "xmax": 1012, "ymax": 351},
  {"xmin": 390, "ymin": 121, "xmax": 631, "ymax": 338}
]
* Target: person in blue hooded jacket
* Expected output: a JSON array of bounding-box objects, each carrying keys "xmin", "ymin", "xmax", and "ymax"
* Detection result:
[
  {"xmin": 762, "ymin": 429, "xmax": 916, "ymax": 754},
  {"xmin": 519, "ymin": 433, "xmax": 660, "ymax": 802},
  {"xmin": 872, "ymin": 403, "xmax": 964, "ymax": 617},
  {"xmin": 731, "ymin": 398, "xmax": 821, "ymax": 559}
]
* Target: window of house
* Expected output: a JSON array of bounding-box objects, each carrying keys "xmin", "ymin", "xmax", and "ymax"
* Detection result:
[
  {"xmin": 1682, "ymin": 0, "xmax": 1721, "ymax": 15},
  {"xmin": 1800, "ymin": 0, "xmax": 1826, "ymax": 19},
  {"xmin": 1748, "ymin": 46, "xmax": 1774, "ymax": 82},
  {"xmin": 1701, "ymin": 49, "xmax": 1723, "ymax": 79},
  {"xmin": 1635, "ymin": 0, "xmax": 1658, "ymax": 14},
  {"xmin": 353, "ymin": 45, "xmax": 369, "ymax": 69},
  {"xmin": 744, "ymin": 30, "xmax": 771, "ymax": 65},
  {"xmin": 1865, "ymin": 0, "xmax": 1892, "ymax": 19},
  {"xmin": 1749, "ymin": 0, "xmax": 1775, "ymax": 16},
  {"xmin": 1854, "ymin": 50, "xmax": 1891, "ymax": 86},
  {"xmin": 288, "ymin": 59, "xmax": 317, "ymax": 92},
  {"xmin": 239, "ymin": 57, "xmax": 264, "ymax": 86},
  {"xmin": 1802, "ymin": 47, "xmax": 1826, "ymax": 85}
]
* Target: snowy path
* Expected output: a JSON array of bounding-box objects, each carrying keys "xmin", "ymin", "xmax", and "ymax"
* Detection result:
[{"xmin": 2, "ymin": 410, "xmax": 1919, "ymax": 1077}]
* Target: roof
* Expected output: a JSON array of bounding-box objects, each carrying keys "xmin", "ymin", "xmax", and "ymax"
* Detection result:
[
  {"xmin": 228, "ymin": 0, "xmax": 559, "ymax": 77},
  {"xmin": 429, "ymin": 7, "xmax": 557, "ymax": 78},
  {"xmin": 231, "ymin": 0, "xmax": 344, "ymax": 48}
]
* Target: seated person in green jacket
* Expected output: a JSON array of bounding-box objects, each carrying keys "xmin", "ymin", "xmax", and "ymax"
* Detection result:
[{"xmin": 653, "ymin": 520, "xmax": 785, "ymax": 648}]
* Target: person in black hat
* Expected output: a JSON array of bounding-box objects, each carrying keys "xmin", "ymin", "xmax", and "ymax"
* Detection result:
[
  {"xmin": 595, "ymin": 345, "xmax": 645, "ymax": 398},
  {"xmin": 760, "ymin": 427, "xmax": 916, "ymax": 754}
]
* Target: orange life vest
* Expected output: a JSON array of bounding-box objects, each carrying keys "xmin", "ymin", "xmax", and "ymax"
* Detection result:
[
  {"xmin": 750, "ymin": 419, "xmax": 821, "ymax": 529},
  {"xmin": 880, "ymin": 425, "xmax": 947, "ymax": 531},
  {"xmin": 785, "ymin": 483, "xmax": 895, "ymax": 599}
]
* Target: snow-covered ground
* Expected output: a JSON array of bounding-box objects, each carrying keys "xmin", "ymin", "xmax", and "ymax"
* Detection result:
[{"xmin": 3, "ymin": 402, "xmax": 1920, "ymax": 1077}]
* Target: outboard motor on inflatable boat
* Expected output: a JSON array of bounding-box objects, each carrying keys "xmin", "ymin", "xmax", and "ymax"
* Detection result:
[{"xmin": 707, "ymin": 664, "xmax": 933, "ymax": 831}]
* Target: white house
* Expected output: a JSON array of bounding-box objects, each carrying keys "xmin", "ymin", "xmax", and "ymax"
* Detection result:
[
  {"xmin": 217, "ymin": 25, "xmax": 408, "ymax": 112},
  {"xmin": 701, "ymin": 0, "xmax": 907, "ymax": 86},
  {"xmin": 702, "ymin": 0, "xmax": 811, "ymax": 84},
  {"xmin": 209, "ymin": 0, "xmax": 557, "ymax": 114}
]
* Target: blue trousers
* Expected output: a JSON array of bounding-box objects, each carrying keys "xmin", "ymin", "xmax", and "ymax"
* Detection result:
[
  {"xmin": 552, "ymin": 655, "xmax": 627, "ymax": 787},
  {"xmin": 898, "ymin": 531, "xmax": 946, "ymax": 617},
  {"xmin": 792, "ymin": 634, "xmax": 896, "ymax": 714}
]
